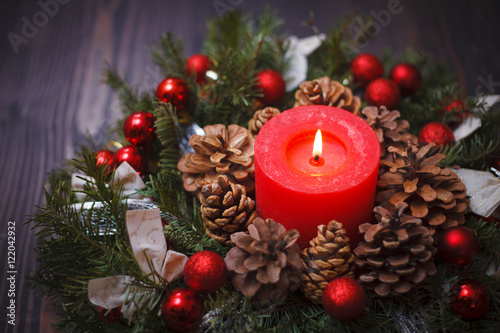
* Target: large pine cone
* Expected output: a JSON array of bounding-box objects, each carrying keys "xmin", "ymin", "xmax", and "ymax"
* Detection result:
[
  {"xmin": 354, "ymin": 203, "xmax": 437, "ymax": 296},
  {"xmin": 177, "ymin": 124, "xmax": 255, "ymax": 193},
  {"xmin": 224, "ymin": 218, "xmax": 303, "ymax": 301},
  {"xmin": 294, "ymin": 77, "xmax": 361, "ymax": 116},
  {"xmin": 248, "ymin": 107, "xmax": 281, "ymax": 139},
  {"xmin": 362, "ymin": 106, "xmax": 417, "ymax": 160},
  {"xmin": 200, "ymin": 175, "xmax": 257, "ymax": 245},
  {"xmin": 376, "ymin": 141, "xmax": 469, "ymax": 232},
  {"xmin": 301, "ymin": 221, "xmax": 356, "ymax": 304}
]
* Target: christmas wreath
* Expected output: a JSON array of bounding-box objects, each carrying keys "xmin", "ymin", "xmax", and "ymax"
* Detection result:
[{"xmin": 29, "ymin": 9, "xmax": 500, "ymax": 333}]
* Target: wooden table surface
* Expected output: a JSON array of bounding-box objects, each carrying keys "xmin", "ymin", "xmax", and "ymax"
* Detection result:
[{"xmin": 1, "ymin": 1, "xmax": 499, "ymax": 332}]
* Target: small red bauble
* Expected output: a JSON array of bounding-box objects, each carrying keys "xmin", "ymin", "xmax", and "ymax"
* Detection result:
[
  {"xmin": 254, "ymin": 69, "xmax": 286, "ymax": 105},
  {"xmin": 184, "ymin": 250, "xmax": 227, "ymax": 294},
  {"xmin": 437, "ymin": 226, "xmax": 479, "ymax": 265},
  {"xmin": 364, "ymin": 78, "xmax": 401, "ymax": 110},
  {"xmin": 123, "ymin": 111, "xmax": 156, "ymax": 146},
  {"xmin": 114, "ymin": 145, "xmax": 148, "ymax": 175},
  {"xmin": 322, "ymin": 277, "xmax": 366, "ymax": 322},
  {"xmin": 418, "ymin": 122, "xmax": 455, "ymax": 147},
  {"xmin": 450, "ymin": 279, "xmax": 490, "ymax": 320},
  {"xmin": 95, "ymin": 149, "xmax": 116, "ymax": 176},
  {"xmin": 97, "ymin": 306, "xmax": 121, "ymax": 324},
  {"xmin": 187, "ymin": 54, "xmax": 211, "ymax": 85},
  {"xmin": 440, "ymin": 100, "xmax": 470, "ymax": 128},
  {"xmin": 156, "ymin": 77, "xmax": 190, "ymax": 110},
  {"xmin": 161, "ymin": 287, "xmax": 204, "ymax": 332},
  {"xmin": 389, "ymin": 63, "xmax": 421, "ymax": 96},
  {"xmin": 350, "ymin": 53, "xmax": 384, "ymax": 86}
]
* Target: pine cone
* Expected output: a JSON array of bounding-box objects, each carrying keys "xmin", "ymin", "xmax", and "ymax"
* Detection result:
[
  {"xmin": 376, "ymin": 141, "xmax": 469, "ymax": 232},
  {"xmin": 294, "ymin": 77, "xmax": 362, "ymax": 116},
  {"xmin": 177, "ymin": 124, "xmax": 255, "ymax": 193},
  {"xmin": 301, "ymin": 221, "xmax": 356, "ymax": 304},
  {"xmin": 248, "ymin": 107, "xmax": 281, "ymax": 139},
  {"xmin": 362, "ymin": 106, "xmax": 417, "ymax": 160},
  {"xmin": 224, "ymin": 218, "xmax": 303, "ymax": 301},
  {"xmin": 354, "ymin": 203, "xmax": 437, "ymax": 296},
  {"xmin": 200, "ymin": 175, "xmax": 258, "ymax": 245}
]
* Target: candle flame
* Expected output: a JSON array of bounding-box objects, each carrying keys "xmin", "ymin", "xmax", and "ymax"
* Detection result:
[{"xmin": 313, "ymin": 130, "xmax": 322, "ymax": 159}]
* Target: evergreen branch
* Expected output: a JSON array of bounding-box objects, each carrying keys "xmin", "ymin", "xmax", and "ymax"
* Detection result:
[
  {"xmin": 102, "ymin": 63, "xmax": 155, "ymax": 116},
  {"xmin": 150, "ymin": 32, "xmax": 188, "ymax": 80},
  {"xmin": 152, "ymin": 102, "xmax": 180, "ymax": 171},
  {"xmin": 441, "ymin": 134, "xmax": 499, "ymax": 168}
]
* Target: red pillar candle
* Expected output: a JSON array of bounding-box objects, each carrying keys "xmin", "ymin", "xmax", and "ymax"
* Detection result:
[{"xmin": 254, "ymin": 105, "xmax": 380, "ymax": 248}]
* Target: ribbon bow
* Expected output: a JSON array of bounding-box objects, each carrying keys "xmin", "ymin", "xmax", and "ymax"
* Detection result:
[
  {"xmin": 72, "ymin": 161, "xmax": 146, "ymax": 201},
  {"xmin": 87, "ymin": 209, "xmax": 187, "ymax": 317},
  {"xmin": 454, "ymin": 168, "xmax": 500, "ymax": 218}
]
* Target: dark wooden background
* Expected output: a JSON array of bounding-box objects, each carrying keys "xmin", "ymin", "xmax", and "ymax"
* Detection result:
[{"xmin": 1, "ymin": 1, "xmax": 499, "ymax": 332}]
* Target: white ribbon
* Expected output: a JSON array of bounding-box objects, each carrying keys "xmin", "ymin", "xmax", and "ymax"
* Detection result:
[
  {"xmin": 454, "ymin": 168, "xmax": 500, "ymax": 218},
  {"xmin": 88, "ymin": 209, "xmax": 187, "ymax": 316},
  {"xmin": 453, "ymin": 95, "xmax": 500, "ymax": 141},
  {"xmin": 72, "ymin": 161, "xmax": 146, "ymax": 200},
  {"xmin": 283, "ymin": 34, "xmax": 326, "ymax": 92}
]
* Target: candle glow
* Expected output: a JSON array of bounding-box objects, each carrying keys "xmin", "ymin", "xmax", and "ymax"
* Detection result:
[
  {"xmin": 313, "ymin": 130, "xmax": 322, "ymax": 159},
  {"xmin": 310, "ymin": 130, "xmax": 324, "ymax": 166}
]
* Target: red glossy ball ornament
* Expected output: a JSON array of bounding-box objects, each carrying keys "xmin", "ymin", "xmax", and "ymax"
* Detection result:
[
  {"xmin": 123, "ymin": 111, "xmax": 156, "ymax": 146},
  {"xmin": 254, "ymin": 69, "xmax": 286, "ymax": 105},
  {"xmin": 389, "ymin": 63, "xmax": 421, "ymax": 96},
  {"xmin": 364, "ymin": 78, "xmax": 401, "ymax": 110},
  {"xmin": 418, "ymin": 122, "xmax": 455, "ymax": 147},
  {"xmin": 441, "ymin": 100, "xmax": 470, "ymax": 128},
  {"xmin": 156, "ymin": 77, "xmax": 190, "ymax": 110},
  {"xmin": 114, "ymin": 145, "xmax": 148, "ymax": 175},
  {"xmin": 183, "ymin": 250, "xmax": 227, "ymax": 294},
  {"xmin": 161, "ymin": 288, "xmax": 204, "ymax": 332},
  {"xmin": 450, "ymin": 279, "xmax": 490, "ymax": 320},
  {"xmin": 322, "ymin": 277, "xmax": 366, "ymax": 322},
  {"xmin": 187, "ymin": 54, "xmax": 211, "ymax": 85},
  {"xmin": 438, "ymin": 226, "xmax": 479, "ymax": 265},
  {"xmin": 97, "ymin": 306, "xmax": 122, "ymax": 324},
  {"xmin": 350, "ymin": 53, "xmax": 384, "ymax": 86},
  {"xmin": 95, "ymin": 149, "xmax": 116, "ymax": 176}
]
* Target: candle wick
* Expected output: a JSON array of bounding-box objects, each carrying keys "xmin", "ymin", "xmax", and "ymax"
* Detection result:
[{"xmin": 314, "ymin": 155, "xmax": 319, "ymax": 161}]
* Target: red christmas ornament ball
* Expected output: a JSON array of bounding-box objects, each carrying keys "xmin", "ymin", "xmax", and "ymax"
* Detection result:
[
  {"xmin": 418, "ymin": 122, "xmax": 455, "ymax": 147},
  {"xmin": 187, "ymin": 54, "xmax": 211, "ymax": 85},
  {"xmin": 450, "ymin": 279, "xmax": 490, "ymax": 320},
  {"xmin": 350, "ymin": 53, "xmax": 384, "ymax": 86},
  {"xmin": 95, "ymin": 149, "xmax": 116, "ymax": 176},
  {"xmin": 114, "ymin": 145, "xmax": 148, "ymax": 175},
  {"xmin": 184, "ymin": 250, "xmax": 227, "ymax": 294},
  {"xmin": 441, "ymin": 100, "xmax": 470, "ymax": 128},
  {"xmin": 364, "ymin": 78, "xmax": 401, "ymax": 110},
  {"xmin": 437, "ymin": 226, "xmax": 479, "ymax": 265},
  {"xmin": 156, "ymin": 77, "xmax": 190, "ymax": 110},
  {"xmin": 254, "ymin": 69, "xmax": 286, "ymax": 105},
  {"xmin": 97, "ymin": 306, "xmax": 122, "ymax": 324},
  {"xmin": 389, "ymin": 63, "xmax": 421, "ymax": 96},
  {"xmin": 161, "ymin": 288, "xmax": 204, "ymax": 332},
  {"xmin": 322, "ymin": 277, "xmax": 366, "ymax": 322},
  {"xmin": 123, "ymin": 111, "xmax": 156, "ymax": 146}
]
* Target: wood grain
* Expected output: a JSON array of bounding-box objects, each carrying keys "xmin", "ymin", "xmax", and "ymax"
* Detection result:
[{"xmin": 0, "ymin": 1, "xmax": 498, "ymax": 332}]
